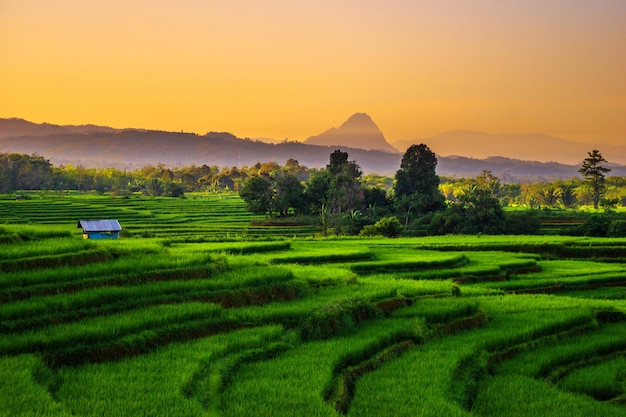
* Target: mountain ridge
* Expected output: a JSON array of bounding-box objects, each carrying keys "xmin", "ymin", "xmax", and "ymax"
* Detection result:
[
  {"xmin": 391, "ymin": 130, "xmax": 626, "ymax": 165},
  {"xmin": 1, "ymin": 117, "xmax": 625, "ymax": 180},
  {"xmin": 0, "ymin": 117, "xmax": 120, "ymax": 138}
]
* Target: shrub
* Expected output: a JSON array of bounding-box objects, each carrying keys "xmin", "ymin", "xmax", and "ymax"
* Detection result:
[
  {"xmin": 504, "ymin": 211, "xmax": 541, "ymax": 235},
  {"xmin": 359, "ymin": 216, "xmax": 402, "ymax": 238},
  {"xmin": 607, "ymin": 220, "xmax": 626, "ymax": 237},
  {"xmin": 577, "ymin": 215, "xmax": 613, "ymax": 237}
]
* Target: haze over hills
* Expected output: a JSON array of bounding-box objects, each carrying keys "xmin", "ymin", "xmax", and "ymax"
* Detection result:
[
  {"xmin": 0, "ymin": 118, "xmax": 404, "ymax": 174},
  {"xmin": 1, "ymin": 117, "xmax": 625, "ymax": 180},
  {"xmin": 304, "ymin": 113, "xmax": 398, "ymax": 153},
  {"xmin": 391, "ymin": 131, "xmax": 626, "ymax": 166}
]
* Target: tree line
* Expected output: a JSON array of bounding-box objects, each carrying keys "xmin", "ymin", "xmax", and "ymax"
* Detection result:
[
  {"xmin": 1, "ymin": 148, "xmax": 624, "ymax": 237},
  {"xmin": 0, "ymin": 153, "xmax": 309, "ymax": 197},
  {"xmin": 238, "ymin": 147, "xmax": 625, "ymax": 237}
]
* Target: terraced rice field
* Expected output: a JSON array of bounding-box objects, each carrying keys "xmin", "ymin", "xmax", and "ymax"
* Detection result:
[
  {"xmin": 0, "ymin": 192, "xmax": 319, "ymax": 239},
  {"xmin": 1, "ymin": 193, "xmax": 626, "ymax": 416}
]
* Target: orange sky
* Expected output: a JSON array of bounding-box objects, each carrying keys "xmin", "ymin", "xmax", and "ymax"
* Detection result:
[{"xmin": 1, "ymin": 0, "xmax": 625, "ymax": 145}]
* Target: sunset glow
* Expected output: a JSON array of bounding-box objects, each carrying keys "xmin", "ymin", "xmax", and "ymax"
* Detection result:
[{"xmin": 1, "ymin": 0, "xmax": 625, "ymax": 146}]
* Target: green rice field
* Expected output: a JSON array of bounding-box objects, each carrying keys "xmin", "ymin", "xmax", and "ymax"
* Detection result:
[{"xmin": 1, "ymin": 193, "xmax": 626, "ymax": 416}]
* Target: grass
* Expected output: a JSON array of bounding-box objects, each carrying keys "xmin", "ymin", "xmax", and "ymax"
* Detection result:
[
  {"xmin": 2, "ymin": 193, "xmax": 626, "ymax": 416},
  {"xmin": 0, "ymin": 302, "xmax": 226, "ymax": 358},
  {"xmin": 220, "ymin": 318, "xmax": 424, "ymax": 417},
  {"xmin": 473, "ymin": 374, "xmax": 625, "ymax": 417},
  {"xmin": 0, "ymin": 355, "xmax": 73, "ymax": 417},
  {"xmin": 53, "ymin": 326, "xmax": 287, "ymax": 417},
  {"xmin": 557, "ymin": 356, "xmax": 626, "ymax": 401},
  {"xmin": 0, "ymin": 265, "xmax": 296, "ymax": 333}
]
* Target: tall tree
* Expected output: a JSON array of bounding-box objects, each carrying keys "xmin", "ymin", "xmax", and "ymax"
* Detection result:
[
  {"xmin": 393, "ymin": 144, "xmax": 445, "ymax": 226},
  {"xmin": 324, "ymin": 150, "xmax": 364, "ymax": 214},
  {"xmin": 274, "ymin": 174, "xmax": 306, "ymax": 216},
  {"xmin": 302, "ymin": 150, "xmax": 365, "ymax": 234},
  {"xmin": 304, "ymin": 169, "xmax": 332, "ymax": 214},
  {"xmin": 327, "ymin": 150, "xmax": 351, "ymax": 175},
  {"xmin": 579, "ymin": 149, "xmax": 611, "ymax": 209},
  {"xmin": 240, "ymin": 176, "xmax": 273, "ymax": 216}
]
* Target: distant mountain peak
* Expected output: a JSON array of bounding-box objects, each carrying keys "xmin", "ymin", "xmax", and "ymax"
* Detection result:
[
  {"xmin": 304, "ymin": 113, "xmax": 399, "ymax": 153},
  {"xmin": 343, "ymin": 112, "xmax": 373, "ymax": 124}
]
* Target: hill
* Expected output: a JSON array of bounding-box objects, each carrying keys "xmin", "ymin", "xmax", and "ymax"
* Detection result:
[
  {"xmin": 0, "ymin": 117, "xmax": 118, "ymax": 139},
  {"xmin": 392, "ymin": 130, "xmax": 626, "ymax": 166},
  {"xmin": 0, "ymin": 119, "xmax": 403, "ymax": 174},
  {"xmin": 304, "ymin": 113, "xmax": 398, "ymax": 153},
  {"xmin": 437, "ymin": 155, "xmax": 626, "ymax": 181},
  {"xmin": 2, "ymin": 118, "xmax": 625, "ymax": 180}
]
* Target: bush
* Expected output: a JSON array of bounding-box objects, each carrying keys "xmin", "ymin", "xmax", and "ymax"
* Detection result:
[
  {"xmin": 428, "ymin": 207, "xmax": 463, "ymax": 235},
  {"xmin": 504, "ymin": 211, "xmax": 541, "ymax": 235},
  {"xmin": 576, "ymin": 215, "xmax": 613, "ymax": 237},
  {"xmin": 607, "ymin": 220, "xmax": 626, "ymax": 237},
  {"xmin": 359, "ymin": 216, "xmax": 402, "ymax": 238}
]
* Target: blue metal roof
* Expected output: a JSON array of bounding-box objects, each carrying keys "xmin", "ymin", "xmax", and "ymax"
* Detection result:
[{"xmin": 78, "ymin": 219, "xmax": 122, "ymax": 232}]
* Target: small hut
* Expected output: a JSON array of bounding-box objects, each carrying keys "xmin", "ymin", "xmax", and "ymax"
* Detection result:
[{"xmin": 78, "ymin": 219, "xmax": 122, "ymax": 239}]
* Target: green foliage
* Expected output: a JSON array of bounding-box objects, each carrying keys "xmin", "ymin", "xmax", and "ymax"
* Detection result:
[
  {"xmin": 359, "ymin": 216, "xmax": 402, "ymax": 237},
  {"xmin": 302, "ymin": 151, "xmax": 368, "ymax": 234},
  {"xmin": 325, "ymin": 150, "xmax": 365, "ymax": 216},
  {"xmin": 427, "ymin": 171, "xmax": 511, "ymax": 235},
  {"xmin": 303, "ymin": 169, "xmax": 331, "ymax": 214},
  {"xmin": 0, "ymin": 153, "xmax": 54, "ymax": 193},
  {"xmin": 571, "ymin": 214, "xmax": 614, "ymax": 237},
  {"xmin": 394, "ymin": 144, "xmax": 446, "ymax": 225},
  {"xmin": 559, "ymin": 182, "xmax": 579, "ymax": 208},
  {"xmin": 430, "ymin": 192, "xmax": 505, "ymax": 235},
  {"xmin": 240, "ymin": 176, "xmax": 273, "ymax": 215},
  {"xmin": 363, "ymin": 188, "xmax": 394, "ymax": 219},
  {"xmin": 579, "ymin": 149, "xmax": 611, "ymax": 209},
  {"xmin": 608, "ymin": 220, "xmax": 626, "ymax": 237},
  {"xmin": 536, "ymin": 186, "xmax": 560, "ymax": 208},
  {"xmin": 3, "ymin": 196, "xmax": 626, "ymax": 416},
  {"xmin": 601, "ymin": 197, "xmax": 620, "ymax": 211},
  {"xmin": 274, "ymin": 173, "xmax": 306, "ymax": 216},
  {"xmin": 504, "ymin": 210, "xmax": 541, "ymax": 235},
  {"xmin": 240, "ymin": 168, "xmax": 307, "ymax": 218}
]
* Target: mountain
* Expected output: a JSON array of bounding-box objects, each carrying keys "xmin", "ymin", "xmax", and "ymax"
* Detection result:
[
  {"xmin": 0, "ymin": 117, "xmax": 118, "ymax": 139},
  {"xmin": 0, "ymin": 118, "xmax": 403, "ymax": 174},
  {"xmin": 2, "ymin": 118, "xmax": 626, "ymax": 180},
  {"xmin": 436, "ymin": 155, "xmax": 626, "ymax": 181},
  {"xmin": 392, "ymin": 131, "xmax": 626, "ymax": 166},
  {"xmin": 304, "ymin": 113, "xmax": 399, "ymax": 153}
]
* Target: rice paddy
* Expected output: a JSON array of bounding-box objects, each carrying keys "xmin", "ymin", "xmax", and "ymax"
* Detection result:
[{"xmin": 1, "ymin": 193, "xmax": 626, "ymax": 416}]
